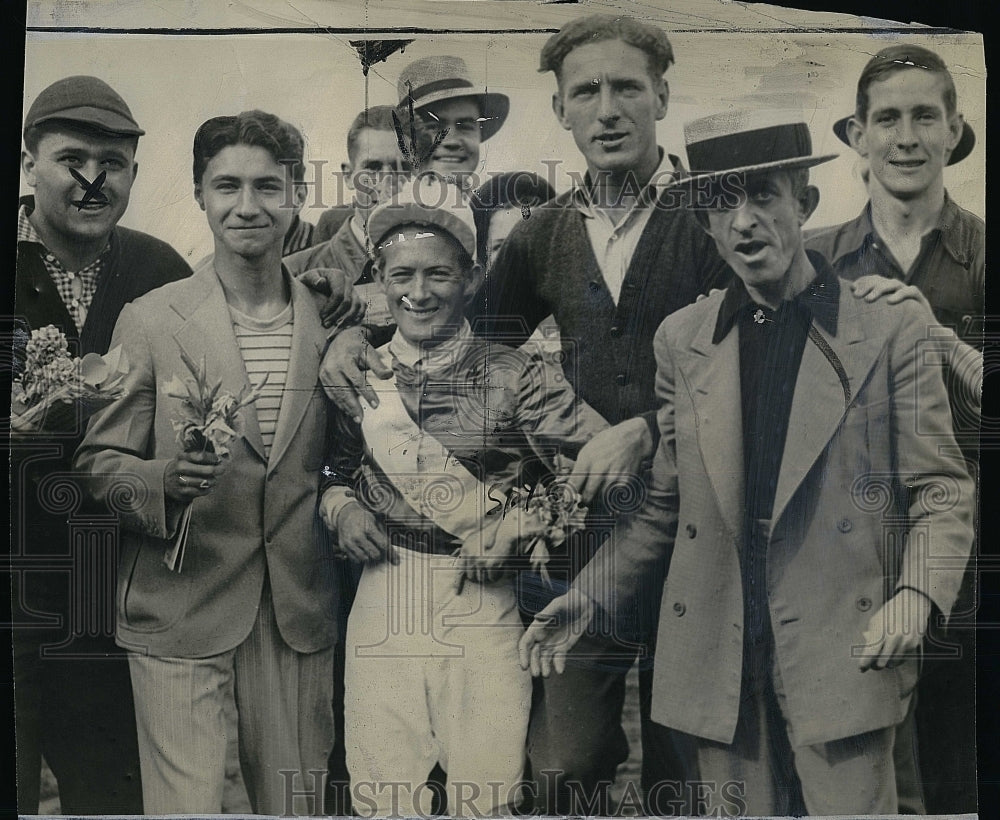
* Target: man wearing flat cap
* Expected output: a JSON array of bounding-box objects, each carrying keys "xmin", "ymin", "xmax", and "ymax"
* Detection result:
[
  {"xmin": 806, "ymin": 43, "xmax": 984, "ymax": 815},
  {"xmin": 12, "ymin": 75, "xmax": 191, "ymax": 814},
  {"xmin": 520, "ymin": 110, "xmax": 975, "ymax": 815}
]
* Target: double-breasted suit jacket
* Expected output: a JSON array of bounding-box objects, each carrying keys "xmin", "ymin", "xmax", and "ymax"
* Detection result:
[
  {"xmin": 75, "ymin": 258, "xmax": 338, "ymax": 659},
  {"xmin": 582, "ymin": 274, "xmax": 975, "ymax": 748}
]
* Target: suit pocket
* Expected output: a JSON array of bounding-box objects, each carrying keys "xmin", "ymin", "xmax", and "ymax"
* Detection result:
[{"xmin": 121, "ymin": 533, "xmax": 193, "ymax": 632}]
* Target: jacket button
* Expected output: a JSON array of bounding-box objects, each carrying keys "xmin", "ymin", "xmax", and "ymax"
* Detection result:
[
  {"xmin": 673, "ymin": 601, "xmax": 686, "ymax": 616},
  {"xmin": 615, "ymin": 373, "xmax": 628, "ymax": 386},
  {"xmin": 609, "ymin": 326, "xmax": 621, "ymax": 337},
  {"xmin": 856, "ymin": 596, "xmax": 872, "ymax": 612},
  {"xmin": 589, "ymin": 281, "xmax": 600, "ymax": 293},
  {"xmin": 837, "ymin": 518, "xmax": 853, "ymax": 533},
  {"xmin": 686, "ymin": 524, "xmax": 697, "ymax": 538}
]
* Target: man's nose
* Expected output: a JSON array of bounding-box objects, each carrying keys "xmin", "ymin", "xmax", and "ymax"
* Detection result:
[
  {"xmin": 894, "ymin": 116, "xmax": 919, "ymax": 148},
  {"xmin": 235, "ymin": 186, "xmax": 261, "ymax": 216},
  {"xmin": 729, "ymin": 204, "xmax": 758, "ymax": 233},
  {"xmin": 597, "ymin": 86, "xmax": 620, "ymax": 122},
  {"xmin": 407, "ymin": 273, "xmax": 430, "ymax": 302}
]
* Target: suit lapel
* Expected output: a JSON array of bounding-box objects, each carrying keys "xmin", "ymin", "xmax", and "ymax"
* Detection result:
[
  {"xmin": 267, "ymin": 276, "xmax": 324, "ymax": 471},
  {"xmin": 679, "ymin": 308, "xmax": 745, "ymax": 541},
  {"xmin": 171, "ymin": 259, "xmax": 267, "ymax": 462},
  {"xmin": 771, "ymin": 289, "xmax": 885, "ymax": 528}
]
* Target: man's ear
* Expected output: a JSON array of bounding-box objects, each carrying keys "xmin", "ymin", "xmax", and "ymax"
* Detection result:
[
  {"xmin": 21, "ymin": 150, "xmax": 37, "ymax": 187},
  {"xmin": 292, "ymin": 182, "xmax": 307, "ymax": 212},
  {"xmin": 845, "ymin": 116, "xmax": 868, "ymax": 157},
  {"xmin": 552, "ymin": 91, "xmax": 570, "ymax": 131},
  {"xmin": 131, "ymin": 161, "xmax": 139, "ymax": 183},
  {"xmin": 194, "ymin": 183, "xmax": 205, "ymax": 211},
  {"xmin": 655, "ymin": 78, "xmax": 669, "ymax": 122},
  {"xmin": 945, "ymin": 112, "xmax": 965, "ymax": 158},
  {"xmin": 465, "ymin": 262, "xmax": 485, "ymax": 300},
  {"xmin": 798, "ymin": 185, "xmax": 821, "ymax": 225}
]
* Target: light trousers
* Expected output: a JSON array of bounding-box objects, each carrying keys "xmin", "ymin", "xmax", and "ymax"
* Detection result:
[
  {"xmin": 128, "ymin": 580, "xmax": 335, "ymax": 815},
  {"xmin": 345, "ymin": 549, "xmax": 531, "ymax": 817}
]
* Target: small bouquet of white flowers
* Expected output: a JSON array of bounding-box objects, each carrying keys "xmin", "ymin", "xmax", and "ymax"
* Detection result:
[
  {"xmin": 523, "ymin": 477, "xmax": 588, "ymax": 586},
  {"xmin": 10, "ymin": 324, "xmax": 128, "ymax": 434},
  {"xmin": 161, "ymin": 348, "xmax": 267, "ymax": 572}
]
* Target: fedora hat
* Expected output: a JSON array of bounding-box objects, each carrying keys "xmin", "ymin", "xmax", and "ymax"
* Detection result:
[
  {"xmin": 831, "ymin": 115, "xmax": 975, "ymax": 166},
  {"xmin": 680, "ymin": 109, "xmax": 837, "ymax": 190},
  {"xmin": 396, "ymin": 56, "xmax": 509, "ymax": 141}
]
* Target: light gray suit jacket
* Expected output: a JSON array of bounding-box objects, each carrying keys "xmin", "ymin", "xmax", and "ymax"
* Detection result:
[
  {"xmin": 75, "ymin": 258, "xmax": 337, "ymax": 658},
  {"xmin": 581, "ymin": 277, "xmax": 975, "ymax": 747}
]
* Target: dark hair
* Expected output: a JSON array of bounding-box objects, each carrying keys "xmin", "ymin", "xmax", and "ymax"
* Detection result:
[
  {"xmin": 192, "ymin": 110, "xmax": 305, "ymax": 185},
  {"xmin": 471, "ymin": 171, "xmax": 556, "ymax": 262},
  {"xmin": 346, "ymin": 105, "xmax": 399, "ymax": 164},
  {"xmin": 539, "ymin": 14, "xmax": 674, "ymax": 83},
  {"xmin": 692, "ymin": 167, "xmax": 810, "ymax": 229},
  {"xmin": 372, "ymin": 221, "xmax": 474, "ymax": 273},
  {"xmin": 23, "ymin": 119, "xmax": 139, "ymax": 156},
  {"xmin": 855, "ymin": 44, "xmax": 957, "ymax": 123}
]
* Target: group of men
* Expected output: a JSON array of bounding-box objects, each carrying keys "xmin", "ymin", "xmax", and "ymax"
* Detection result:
[{"xmin": 11, "ymin": 11, "xmax": 983, "ymax": 818}]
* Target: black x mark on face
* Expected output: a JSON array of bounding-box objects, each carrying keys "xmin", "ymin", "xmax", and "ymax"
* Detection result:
[{"xmin": 69, "ymin": 167, "xmax": 109, "ymax": 209}]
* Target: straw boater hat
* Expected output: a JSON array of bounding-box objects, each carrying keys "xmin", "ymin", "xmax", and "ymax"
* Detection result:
[
  {"xmin": 680, "ymin": 109, "xmax": 838, "ymax": 191},
  {"xmin": 396, "ymin": 56, "xmax": 509, "ymax": 141},
  {"xmin": 367, "ymin": 174, "xmax": 478, "ymax": 259},
  {"xmin": 831, "ymin": 45, "xmax": 975, "ymax": 166}
]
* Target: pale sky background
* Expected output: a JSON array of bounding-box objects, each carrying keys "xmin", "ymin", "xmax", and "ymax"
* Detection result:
[{"xmin": 21, "ymin": 2, "xmax": 985, "ymax": 266}]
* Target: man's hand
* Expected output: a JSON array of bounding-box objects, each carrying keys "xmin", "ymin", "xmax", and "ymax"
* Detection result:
[
  {"xmin": 319, "ymin": 325, "xmax": 393, "ymax": 422},
  {"xmin": 454, "ymin": 507, "xmax": 548, "ymax": 591},
  {"xmin": 568, "ymin": 417, "xmax": 654, "ymax": 505},
  {"xmin": 858, "ymin": 589, "xmax": 932, "ymax": 672},
  {"xmin": 851, "ymin": 275, "xmax": 932, "ymax": 312},
  {"xmin": 518, "ymin": 588, "xmax": 596, "ymax": 677},
  {"xmin": 330, "ymin": 501, "xmax": 399, "ymax": 565},
  {"xmin": 298, "ymin": 267, "xmax": 367, "ymax": 329},
  {"xmin": 164, "ymin": 450, "xmax": 227, "ymax": 502}
]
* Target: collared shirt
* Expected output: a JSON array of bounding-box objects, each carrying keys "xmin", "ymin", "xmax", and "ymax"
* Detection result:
[
  {"xmin": 805, "ymin": 192, "xmax": 984, "ymax": 349},
  {"xmin": 571, "ymin": 150, "xmax": 680, "ymax": 305},
  {"xmin": 17, "ymin": 203, "xmax": 107, "ymax": 332},
  {"xmin": 713, "ymin": 251, "xmax": 841, "ymax": 656}
]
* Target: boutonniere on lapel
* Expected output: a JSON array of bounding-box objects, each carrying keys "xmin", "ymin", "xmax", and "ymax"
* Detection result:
[
  {"xmin": 10, "ymin": 323, "xmax": 129, "ymax": 434},
  {"xmin": 161, "ymin": 348, "xmax": 268, "ymax": 572}
]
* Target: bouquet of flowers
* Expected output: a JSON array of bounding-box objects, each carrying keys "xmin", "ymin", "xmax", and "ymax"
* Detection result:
[
  {"xmin": 10, "ymin": 324, "xmax": 129, "ymax": 434},
  {"xmin": 523, "ymin": 477, "xmax": 588, "ymax": 586},
  {"xmin": 161, "ymin": 348, "xmax": 268, "ymax": 572}
]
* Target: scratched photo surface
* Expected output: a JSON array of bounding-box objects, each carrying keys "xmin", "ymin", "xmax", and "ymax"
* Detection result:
[{"xmin": 12, "ymin": 0, "xmax": 985, "ymax": 818}]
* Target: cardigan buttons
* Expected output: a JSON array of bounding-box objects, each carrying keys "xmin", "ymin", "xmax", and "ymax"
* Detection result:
[
  {"xmin": 673, "ymin": 601, "xmax": 686, "ymax": 616},
  {"xmin": 615, "ymin": 373, "xmax": 628, "ymax": 386},
  {"xmin": 589, "ymin": 281, "xmax": 600, "ymax": 293},
  {"xmin": 837, "ymin": 518, "xmax": 853, "ymax": 533},
  {"xmin": 686, "ymin": 523, "xmax": 697, "ymax": 538},
  {"xmin": 609, "ymin": 326, "xmax": 621, "ymax": 337}
]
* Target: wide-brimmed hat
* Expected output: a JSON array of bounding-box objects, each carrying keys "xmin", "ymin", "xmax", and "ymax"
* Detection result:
[
  {"xmin": 24, "ymin": 75, "xmax": 145, "ymax": 137},
  {"xmin": 367, "ymin": 173, "xmax": 477, "ymax": 259},
  {"xmin": 396, "ymin": 56, "xmax": 509, "ymax": 141},
  {"xmin": 832, "ymin": 44, "xmax": 975, "ymax": 166},
  {"xmin": 831, "ymin": 115, "xmax": 975, "ymax": 167},
  {"xmin": 680, "ymin": 109, "xmax": 837, "ymax": 191}
]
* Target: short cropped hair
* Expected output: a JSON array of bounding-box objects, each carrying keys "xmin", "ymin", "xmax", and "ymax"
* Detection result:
[
  {"xmin": 539, "ymin": 14, "xmax": 674, "ymax": 83},
  {"xmin": 855, "ymin": 44, "xmax": 957, "ymax": 123},
  {"xmin": 192, "ymin": 110, "xmax": 305, "ymax": 185},
  {"xmin": 23, "ymin": 119, "xmax": 139, "ymax": 157},
  {"xmin": 346, "ymin": 105, "xmax": 398, "ymax": 165}
]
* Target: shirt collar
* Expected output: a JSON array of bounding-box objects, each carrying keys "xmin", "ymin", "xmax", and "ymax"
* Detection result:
[
  {"xmin": 388, "ymin": 319, "xmax": 473, "ymax": 374},
  {"xmin": 712, "ymin": 250, "xmax": 840, "ymax": 344},
  {"xmin": 832, "ymin": 191, "xmax": 969, "ymax": 267},
  {"xmin": 17, "ymin": 202, "xmax": 45, "ymax": 247},
  {"xmin": 570, "ymin": 148, "xmax": 681, "ymax": 216}
]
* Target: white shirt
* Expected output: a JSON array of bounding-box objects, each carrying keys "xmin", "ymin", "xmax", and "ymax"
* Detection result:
[{"xmin": 572, "ymin": 151, "xmax": 678, "ymax": 305}]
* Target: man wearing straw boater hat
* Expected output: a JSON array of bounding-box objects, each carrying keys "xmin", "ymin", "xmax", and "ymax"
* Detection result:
[
  {"xmin": 519, "ymin": 109, "xmax": 975, "ymax": 815},
  {"xmin": 395, "ymin": 55, "xmax": 510, "ymax": 179},
  {"xmin": 807, "ymin": 43, "xmax": 983, "ymax": 815}
]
